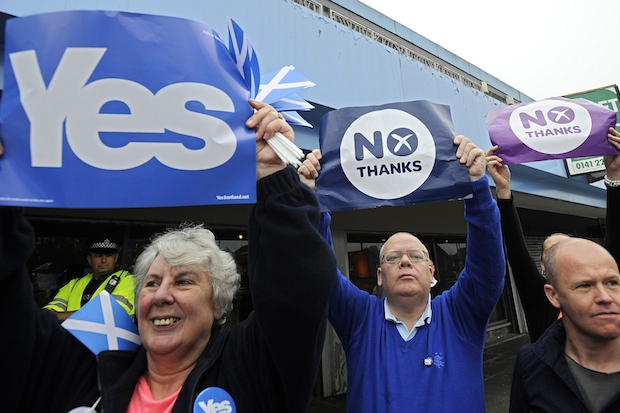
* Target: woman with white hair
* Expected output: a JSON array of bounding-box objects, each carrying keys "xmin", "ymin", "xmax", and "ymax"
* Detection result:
[
  {"xmin": 132, "ymin": 223, "xmax": 241, "ymax": 327},
  {"xmin": 1, "ymin": 100, "xmax": 337, "ymax": 412}
]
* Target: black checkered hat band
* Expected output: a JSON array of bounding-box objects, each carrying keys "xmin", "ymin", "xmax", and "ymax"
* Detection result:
[{"xmin": 89, "ymin": 239, "xmax": 118, "ymax": 251}]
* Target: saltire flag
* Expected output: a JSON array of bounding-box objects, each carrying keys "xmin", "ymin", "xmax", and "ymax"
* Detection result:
[
  {"xmin": 224, "ymin": 23, "xmax": 314, "ymax": 132},
  {"xmin": 0, "ymin": 11, "xmax": 257, "ymax": 208},
  {"xmin": 258, "ymin": 66, "xmax": 316, "ymax": 127},
  {"xmin": 280, "ymin": 111, "xmax": 313, "ymax": 128},
  {"xmin": 271, "ymin": 93, "xmax": 315, "ymax": 112},
  {"xmin": 272, "ymin": 92, "xmax": 315, "ymax": 127},
  {"xmin": 316, "ymin": 100, "xmax": 473, "ymax": 212},
  {"xmin": 486, "ymin": 97, "xmax": 618, "ymax": 165},
  {"xmin": 256, "ymin": 66, "xmax": 315, "ymax": 105},
  {"xmin": 227, "ymin": 18, "xmax": 260, "ymax": 99},
  {"xmin": 62, "ymin": 291, "xmax": 141, "ymax": 355}
]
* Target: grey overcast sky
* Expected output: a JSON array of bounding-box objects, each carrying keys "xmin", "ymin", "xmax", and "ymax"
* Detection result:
[{"xmin": 360, "ymin": 0, "xmax": 620, "ymax": 101}]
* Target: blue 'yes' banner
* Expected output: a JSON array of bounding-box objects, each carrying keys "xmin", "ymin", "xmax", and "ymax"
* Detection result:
[
  {"xmin": 0, "ymin": 11, "xmax": 256, "ymax": 208},
  {"xmin": 316, "ymin": 101, "xmax": 473, "ymax": 212}
]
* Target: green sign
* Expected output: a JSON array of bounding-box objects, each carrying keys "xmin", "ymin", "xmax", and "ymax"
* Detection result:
[{"xmin": 564, "ymin": 85, "xmax": 620, "ymax": 176}]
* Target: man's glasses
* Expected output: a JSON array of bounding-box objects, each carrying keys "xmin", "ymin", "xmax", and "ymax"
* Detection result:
[{"xmin": 381, "ymin": 249, "xmax": 429, "ymax": 265}]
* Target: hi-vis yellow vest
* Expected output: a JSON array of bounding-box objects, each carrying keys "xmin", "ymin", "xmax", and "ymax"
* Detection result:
[{"xmin": 44, "ymin": 270, "xmax": 135, "ymax": 315}]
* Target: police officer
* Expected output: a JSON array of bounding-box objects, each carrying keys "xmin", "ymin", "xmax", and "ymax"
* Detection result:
[{"xmin": 44, "ymin": 237, "xmax": 135, "ymax": 320}]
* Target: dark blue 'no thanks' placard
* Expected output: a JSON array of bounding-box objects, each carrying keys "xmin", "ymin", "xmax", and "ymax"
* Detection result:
[{"xmin": 316, "ymin": 100, "xmax": 473, "ymax": 212}]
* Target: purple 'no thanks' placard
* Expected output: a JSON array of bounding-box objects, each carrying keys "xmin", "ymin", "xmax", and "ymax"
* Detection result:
[{"xmin": 486, "ymin": 97, "xmax": 618, "ymax": 164}]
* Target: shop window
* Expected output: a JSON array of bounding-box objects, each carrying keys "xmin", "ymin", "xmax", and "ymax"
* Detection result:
[
  {"xmin": 347, "ymin": 241, "xmax": 382, "ymax": 295},
  {"xmin": 434, "ymin": 240, "xmax": 507, "ymax": 324},
  {"xmin": 434, "ymin": 242, "xmax": 467, "ymax": 293},
  {"xmin": 29, "ymin": 235, "xmax": 90, "ymax": 307}
]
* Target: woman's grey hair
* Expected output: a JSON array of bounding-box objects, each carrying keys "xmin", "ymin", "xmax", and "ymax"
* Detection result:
[{"xmin": 133, "ymin": 223, "xmax": 241, "ymax": 325}]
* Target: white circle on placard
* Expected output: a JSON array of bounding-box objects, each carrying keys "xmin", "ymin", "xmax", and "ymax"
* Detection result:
[
  {"xmin": 339, "ymin": 109, "xmax": 436, "ymax": 199},
  {"xmin": 508, "ymin": 100, "xmax": 592, "ymax": 154}
]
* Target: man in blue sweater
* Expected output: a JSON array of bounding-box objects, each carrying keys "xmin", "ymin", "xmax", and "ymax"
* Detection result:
[{"xmin": 300, "ymin": 135, "xmax": 505, "ymax": 412}]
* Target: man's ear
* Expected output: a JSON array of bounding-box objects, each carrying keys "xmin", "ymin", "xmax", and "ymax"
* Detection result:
[
  {"xmin": 429, "ymin": 264, "xmax": 437, "ymax": 287},
  {"xmin": 377, "ymin": 267, "xmax": 383, "ymax": 287},
  {"xmin": 544, "ymin": 284, "xmax": 561, "ymax": 309}
]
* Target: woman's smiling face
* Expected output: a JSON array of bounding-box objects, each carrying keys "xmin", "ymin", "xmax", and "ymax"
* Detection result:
[{"xmin": 138, "ymin": 255, "xmax": 217, "ymax": 361}]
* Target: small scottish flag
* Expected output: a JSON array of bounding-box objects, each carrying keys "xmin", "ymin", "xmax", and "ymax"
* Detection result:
[
  {"xmin": 223, "ymin": 20, "xmax": 315, "ymax": 129},
  {"xmin": 227, "ymin": 18, "xmax": 260, "ymax": 99},
  {"xmin": 256, "ymin": 66, "xmax": 315, "ymax": 105},
  {"xmin": 271, "ymin": 93, "xmax": 315, "ymax": 112},
  {"xmin": 62, "ymin": 291, "xmax": 141, "ymax": 355},
  {"xmin": 280, "ymin": 111, "xmax": 313, "ymax": 128}
]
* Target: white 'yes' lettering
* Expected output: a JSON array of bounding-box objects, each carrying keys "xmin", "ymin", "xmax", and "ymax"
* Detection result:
[
  {"xmin": 197, "ymin": 399, "xmax": 233, "ymax": 413},
  {"xmin": 9, "ymin": 48, "xmax": 237, "ymax": 170}
]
